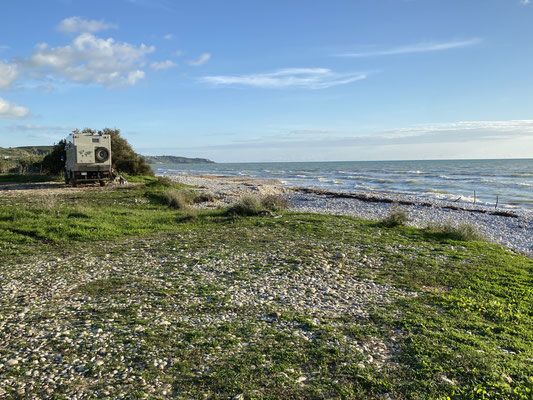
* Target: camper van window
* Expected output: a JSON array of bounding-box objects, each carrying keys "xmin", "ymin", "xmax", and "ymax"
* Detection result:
[{"xmin": 92, "ymin": 138, "xmax": 100, "ymax": 143}]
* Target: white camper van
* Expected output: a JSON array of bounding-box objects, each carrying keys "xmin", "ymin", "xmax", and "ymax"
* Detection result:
[{"xmin": 65, "ymin": 132, "xmax": 112, "ymax": 186}]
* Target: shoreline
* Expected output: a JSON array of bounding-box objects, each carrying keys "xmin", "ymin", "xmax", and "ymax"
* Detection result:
[{"xmin": 166, "ymin": 173, "xmax": 533, "ymax": 257}]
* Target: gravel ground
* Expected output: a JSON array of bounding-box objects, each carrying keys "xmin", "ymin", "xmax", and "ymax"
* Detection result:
[
  {"xmin": 0, "ymin": 229, "xmax": 411, "ymax": 398},
  {"xmin": 169, "ymin": 174, "xmax": 533, "ymax": 256}
]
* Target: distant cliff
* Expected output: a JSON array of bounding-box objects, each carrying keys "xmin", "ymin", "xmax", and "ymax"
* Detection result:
[{"xmin": 144, "ymin": 155, "xmax": 215, "ymax": 164}]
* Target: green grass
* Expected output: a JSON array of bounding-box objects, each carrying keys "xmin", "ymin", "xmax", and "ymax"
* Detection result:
[
  {"xmin": 0, "ymin": 180, "xmax": 215, "ymax": 250},
  {"xmin": 0, "ymin": 178, "xmax": 531, "ymax": 399}
]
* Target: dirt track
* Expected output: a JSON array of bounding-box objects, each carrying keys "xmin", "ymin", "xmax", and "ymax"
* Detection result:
[{"xmin": 0, "ymin": 181, "xmax": 131, "ymax": 197}]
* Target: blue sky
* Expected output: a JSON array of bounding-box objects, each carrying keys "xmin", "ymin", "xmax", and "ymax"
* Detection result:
[{"xmin": 1, "ymin": 0, "xmax": 532, "ymax": 162}]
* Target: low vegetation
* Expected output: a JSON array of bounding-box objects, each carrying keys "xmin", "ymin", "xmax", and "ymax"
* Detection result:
[
  {"xmin": 0, "ymin": 176, "xmax": 531, "ymax": 399},
  {"xmin": 154, "ymin": 175, "xmax": 178, "ymax": 187},
  {"xmin": 380, "ymin": 203, "xmax": 409, "ymax": 227},
  {"xmin": 162, "ymin": 190, "xmax": 195, "ymax": 210},
  {"xmin": 227, "ymin": 194, "xmax": 290, "ymax": 216},
  {"xmin": 194, "ymin": 191, "xmax": 217, "ymax": 203},
  {"xmin": 426, "ymin": 221, "xmax": 488, "ymax": 242}
]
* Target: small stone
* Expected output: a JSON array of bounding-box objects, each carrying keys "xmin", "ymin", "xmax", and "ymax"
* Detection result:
[
  {"xmin": 440, "ymin": 375, "xmax": 456, "ymax": 385},
  {"xmin": 296, "ymin": 376, "xmax": 307, "ymax": 383},
  {"xmin": 6, "ymin": 359, "xmax": 19, "ymax": 367},
  {"xmin": 232, "ymin": 394, "xmax": 244, "ymax": 400},
  {"xmin": 334, "ymin": 252, "xmax": 345, "ymax": 259}
]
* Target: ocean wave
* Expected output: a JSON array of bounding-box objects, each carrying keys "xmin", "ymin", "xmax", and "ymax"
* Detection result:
[
  {"xmin": 396, "ymin": 170, "xmax": 429, "ymax": 175},
  {"xmin": 425, "ymin": 188, "xmax": 451, "ymax": 194},
  {"xmin": 480, "ymin": 178, "xmax": 505, "ymax": 185}
]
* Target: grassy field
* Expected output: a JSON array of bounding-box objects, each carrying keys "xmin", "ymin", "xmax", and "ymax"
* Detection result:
[{"xmin": 0, "ymin": 176, "xmax": 531, "ymax": 399}]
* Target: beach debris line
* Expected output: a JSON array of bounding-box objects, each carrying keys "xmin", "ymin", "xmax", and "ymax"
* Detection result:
[{"xmin": 289, "ymin": 187, "xmax": 519, "ymax": 218}]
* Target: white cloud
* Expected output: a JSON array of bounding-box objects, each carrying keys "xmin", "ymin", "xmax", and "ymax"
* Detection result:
[
  {"xmin": 187, "ymin": 53, "xmax": 211, "ymax": 66},
  {"xmin": 9, "ymin": 124, "xmax": 74, "ymax": 132},
  {"xmin": 57, "ymin": 16, "xmax": 118, "ymax": 33},
  {"xmin": 521, "ymin": 0, "xmax": 530, "ymax": 4},
  {"xmin": 375, "ymin": 120, "xmax": 533, "ymax": 139},
  {"xmin": 150, "ymin": 60, "xmax": 176, "ymax": 70},
  {"xmin": 185, "ymin": 119, "xmax": 533, "ymax": 153},
  {"xmin": 25, "ymin": 33, "xmax": 155, "ymax": 88},
  {"xmin": 202, "ymin": 68, "xmax": 367, "ymax": 89},
  {"xmin": 0, "ymin": 62, "xmax": 18, "ymax": 88},
  {"xmin": 290, "ymin": 129, "xmax": 336, "ymax": 135},
  {"xmin": 336, "ymin": 38, "xmax": 482, "ymax": 57},
  {"xmin": 0, "ymin": 98, "xmax": 29, "ymax": 118},
  {"xmin": 163, "ymin": 34, "xmax": 174, "ymax": 40}
]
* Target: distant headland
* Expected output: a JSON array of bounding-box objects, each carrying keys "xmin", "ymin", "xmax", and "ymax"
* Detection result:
[{"xmin": 144, "ymin": 155, "xmax": 215, "ymax": 164}]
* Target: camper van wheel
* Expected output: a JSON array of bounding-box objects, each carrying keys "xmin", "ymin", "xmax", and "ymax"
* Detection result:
[{"xmin": 99, "ymin": 180, "xmax": 106, "ymax": 187}]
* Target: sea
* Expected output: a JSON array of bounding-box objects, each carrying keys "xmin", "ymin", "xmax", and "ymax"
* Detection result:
[{"xmin": 151, "ymin": 159, "xmax": 533, "ymax": 211}]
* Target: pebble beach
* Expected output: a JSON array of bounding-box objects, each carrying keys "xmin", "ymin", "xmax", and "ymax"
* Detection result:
[{"xmin": 168, "ymin": 174, "xmax": 533, "ymax": 257}]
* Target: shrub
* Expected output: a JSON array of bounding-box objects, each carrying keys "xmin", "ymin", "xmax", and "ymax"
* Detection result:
[
  {"xmin": 156, "ymin": 176, "xmax": 176, "ymax": 187},
  {"xmin": 227, "ymin": 194, "xmax": 290, "ymax": 216},
  {"xmin": 194, "ymin": 192, "xmax": 217, "ymax": 203},
  {"xmin": 162, "ymin": 190, "xmax": 193, "ymax": 210},
  {"xmin": 381, "ymin": 203, "xmax": 409, "ymax": 227},
  {"xmin": 227, "ymin": 195, "xmax": 264, "ymax": 216},
  {"xmin": 261, "ymin": 194, "xmax": 290, "ymax": 211},
  {"xmin": 426, "ymin": 221, "xmax": 487, "ymax": 242},
  {"xmin": 41, "ymin": 139, "xmax": 66, "ymax": 175}
]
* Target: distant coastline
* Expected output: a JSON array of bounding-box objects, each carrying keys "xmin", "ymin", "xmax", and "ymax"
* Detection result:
[{"xmin": 144, "ymin": 155, "xmax": 215, "ymax": 164}]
